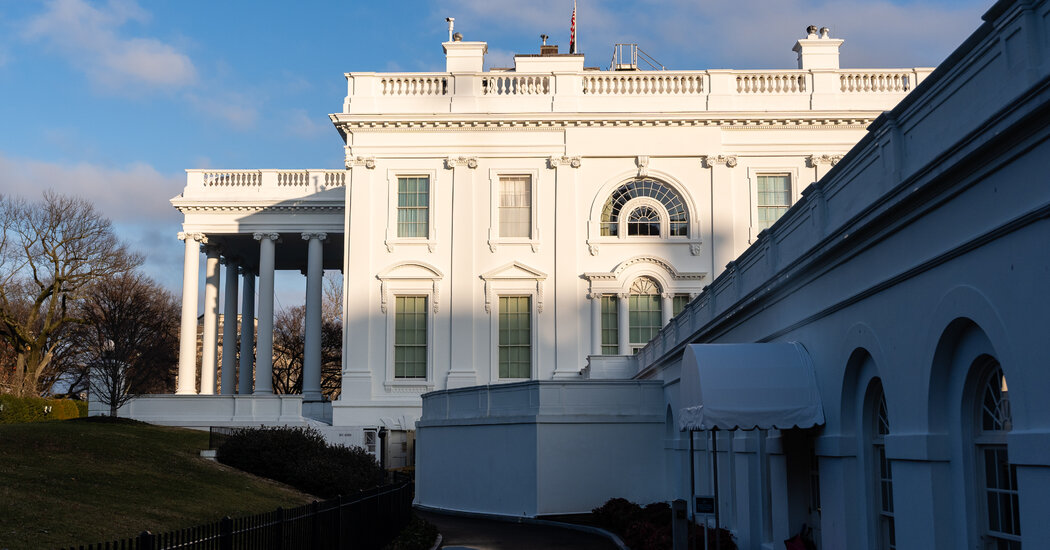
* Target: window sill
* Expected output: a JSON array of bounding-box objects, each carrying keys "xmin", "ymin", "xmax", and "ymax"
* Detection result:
[
  {"xmin": 488, "ymin": 238, "xmax": 540, "ymax": 253},
  {"xmin": 384, "ymin": 380, "xmax": 434, "ymax": 393},
  {"xmin": 385, "ymin": 238, "xmax": 436, "ymax": 253}
]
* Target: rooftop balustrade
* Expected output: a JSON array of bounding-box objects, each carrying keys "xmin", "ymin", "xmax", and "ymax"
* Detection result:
[
  {"xmin": 342, "ymin": 67, "xmax": 933, "ymax": 115},
  {"xmin": 175, "ymin": 169, "xmax": 347, "ymax": 203}
]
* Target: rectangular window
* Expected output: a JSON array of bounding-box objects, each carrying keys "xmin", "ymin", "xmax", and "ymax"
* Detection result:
[
  {"xmin": 672, "ymin": 294, "xmax": 691, "ymax": 317},
  {"xmin": 397, "ymin": 176, "xmax": 429, "ymax": 238},
  {"xmin": 757, "ymin": 174, "xmax": 792, "ymax": 231},
  {"xmin": 628, "ymin": 294, "xmax": 662, "ymax": 345},
  {"xmin": 498, "ymin": 296, "xmax": 531, "ymax": 378},
  {"xmin": 394, "ymin": 296, "xmax": 427, "ymax": 378},
  {"xmin": 601, "ymin": 295, "xmax": 619, "ymax": 355},
  {"xmin": 499, "ymin": 175, "xmax": 532, "ymax": 238}
]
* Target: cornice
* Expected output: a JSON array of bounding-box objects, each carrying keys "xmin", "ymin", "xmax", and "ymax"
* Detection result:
[
  {"xmin": 172, "ymin": 203, "xmax": 344, "ymax": 214},
  {"xmin": 333, "ymin": 114, "xmax": 879, "ymax": 132}
]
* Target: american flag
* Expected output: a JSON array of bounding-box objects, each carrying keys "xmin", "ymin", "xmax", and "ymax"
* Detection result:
[{"xmin": 569, "ymin": 0, "xmax": 577, "ymax": 54}]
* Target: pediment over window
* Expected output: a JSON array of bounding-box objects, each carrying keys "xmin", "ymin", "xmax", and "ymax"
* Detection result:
[
  {"xmin": 479, "ymin": 261, "xmax": 547, "ymax": 313},
  {"xmin": 376, "ymin": 261, "xmax": 444, "ymax": 281},
  {"xmin": 480, "ymin": 261, "xmax": 548, "ymax": 282},
  {"xmin": 376, "ymin": 261, "xmax": 444, "ymax": 314},
  {"xmin": 582, "ymin": 255, "xmax": 707, "ymax": 296}
]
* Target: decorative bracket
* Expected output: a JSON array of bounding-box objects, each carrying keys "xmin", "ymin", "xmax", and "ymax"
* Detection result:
[
  {"xmin": 701, "ymin": 155, "xmax": 738, "ymax": 168},
  {"xmin": 547, "ymin": 155, "xmax": 582, "ymax": 169},
  {"xmin": 806, "ymin": 154, "xmax": 843, "ymax": 168},
  {"xmin": 636, "ymin": 155, "xmax": 650, "ymax": 177},
  {"xmin": 346, "ymin": 155, "xmax": 376, "ymax": 169},
  {"xmin": 445, "ymin": 156, "xmax": 478, "ymax": 169}
]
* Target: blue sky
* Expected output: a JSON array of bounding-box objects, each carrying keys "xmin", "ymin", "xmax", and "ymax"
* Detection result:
[{"xmin": 0, "ymin": 0, "xmax": 991, "ymax": 306}]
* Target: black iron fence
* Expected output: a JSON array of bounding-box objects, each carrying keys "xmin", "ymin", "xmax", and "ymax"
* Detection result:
[{"xmin": 62, "ymin": 481, "xmax": 413, "ymax": 550}]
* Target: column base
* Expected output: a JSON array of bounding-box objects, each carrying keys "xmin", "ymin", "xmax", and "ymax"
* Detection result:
[{"xmin": 445, "ymin": 371, "xmax": 478, "ymax": 389}]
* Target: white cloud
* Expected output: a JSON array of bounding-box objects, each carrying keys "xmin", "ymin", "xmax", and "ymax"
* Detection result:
[
  {"xmin": 185, "ymin": 92, "xmax": 259, "ymax": 129},
  {"xmin": 0, "ymin": 153, "xmax": 183, "ymax": 226},
  {"xmin": 22, "ymin": 0, "xmax": 197, "ymax": 90}
]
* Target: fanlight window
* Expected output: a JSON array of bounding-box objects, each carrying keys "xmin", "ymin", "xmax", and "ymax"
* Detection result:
[{"xmin": 600, "ymin": 179, "xmax": 688, "ymax": 237}]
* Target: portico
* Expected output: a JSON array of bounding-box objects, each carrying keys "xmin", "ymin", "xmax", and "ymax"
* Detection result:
[{"xmin": 167, "ymin": 170, "xmax": 346, "ymax": 422}]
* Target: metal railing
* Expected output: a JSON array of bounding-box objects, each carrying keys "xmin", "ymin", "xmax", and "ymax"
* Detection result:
[{"xmin": 63, "ymin": 482, "xmax": 413, "ymax": 550}]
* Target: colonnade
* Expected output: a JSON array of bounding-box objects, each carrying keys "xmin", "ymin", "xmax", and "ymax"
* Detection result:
[{"xmin": 174, "ymin": 231, "xmax": 329, "ymax": 400}]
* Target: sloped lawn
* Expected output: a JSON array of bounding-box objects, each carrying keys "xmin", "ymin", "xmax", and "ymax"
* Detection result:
[{"xmin": 0, "ymin": 417, "xmax": 314, "ymax": 550}]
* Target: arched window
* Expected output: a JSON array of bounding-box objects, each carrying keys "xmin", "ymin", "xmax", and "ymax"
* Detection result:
[
  {"xmin": 600, "ymin": 179, "xmax": 688, "ymax": 237},
  {"xmin": 974, "ymin": 359, "xmax": 1020, "ymax": 548},
  {"xmin": 871, "ymin": 386, "xmax": 895, "ymax": 550},
  {"xmin": 628, "ymin": 277, "xmax": 662, "ymax": 348},
  {"xmin": 627, "ymin": 205, "xmax": 661, "ymax": 236}
]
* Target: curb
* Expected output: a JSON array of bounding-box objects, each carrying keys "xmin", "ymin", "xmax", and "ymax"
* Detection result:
[{"xmin": 414, "ymin": 505, "xmax": 628, "ymax": 550}]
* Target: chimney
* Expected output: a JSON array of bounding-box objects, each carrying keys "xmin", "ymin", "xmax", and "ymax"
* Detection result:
[
  {"xmin": 792, "ymin": 25, "xmax": 843, "ymax": 70},
  {"xmin": 443, "ymin": 32, "xmax": 488, "ymax": 72}
]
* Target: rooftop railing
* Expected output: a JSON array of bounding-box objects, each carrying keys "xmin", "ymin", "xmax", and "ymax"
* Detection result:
[
  {"xmin": 177, "ymin": 169, "xmax": 346, "ymax": 202},
  {"xmin": 343, "ymin": 67, "xmax": 933, "ymax": 114}
]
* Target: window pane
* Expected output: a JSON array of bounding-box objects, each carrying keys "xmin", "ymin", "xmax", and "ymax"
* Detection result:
[
  {"xmin": 757, "ymin": 174, "xmax": 791, "ymax": 231},
  {"xmin": 394, "ymin": 296, "xmax": 427, "ymax": 378},
  {"xmin": 601, "ymin": 295, "xmax": 619, "ymax": 355},
  {"xmin": 397, "ymin": 177, "xmax": 430, "ymax": 238},
  {"xmin": 628, "ymin": 278, "xmax": 662, "ymax": 345},
  {"xmin": 600, "ymin": 178, "xmax": 688, "ymax": 238},
  {"xmin": 499, "ymin": 176, "xmax": 532, "ymax": 238},
  {"xmin": 499, "ymin": 296, "xmax": 531, "ymax": 378}
]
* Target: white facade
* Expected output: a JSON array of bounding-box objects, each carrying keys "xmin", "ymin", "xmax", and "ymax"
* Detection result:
[
  {"xmin": 150, "ymin": 28, "xmax": 931, "ymax": 442},
  {"xmin": 416, "ymin": 1, "xmax": 1050, "ymax": 548}
]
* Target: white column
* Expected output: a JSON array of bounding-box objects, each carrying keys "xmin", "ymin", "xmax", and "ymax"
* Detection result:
[
  {"xmin": 199, "ymin": 245, "xmax": 221, "ymax": 395},
  {"xmin": 176, "ymin": 232, "xmax": 201, "ymax": 394},
  {"xmin": 617, "ymin": 292, "xmax": 630, "ymax": 355},
  {"xmin": 589, "ymin": 293, "xmax": 602, "ymax": 356},
  {"xmin": 221, "ymin": 257, "xmax": 239, "ymax": 395},
  {"xmin": 662, "ymin": 292, "xmax": 673, "ymax": 326},
  {"xmin": 254, "ymin": 232, "xmax": 278, "ymax": 395},
  {"xmin": 302, "ymin": 232, "xmax": 326, "ymax": 401},
  {"xmin": 238, "ymin": 268, "xmax": 255, "ymax": 395}
]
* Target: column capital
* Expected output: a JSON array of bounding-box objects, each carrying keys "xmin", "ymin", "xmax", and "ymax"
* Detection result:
[
  {"xmin": 237, "ymin": 265, "xmax": 256, "ymax": 276},
  {"xmin": 177, "ymin": 231, "xmax": 206, "ymax": 242},
  {"xmin": 587, "ymin": 291, "xmax": 604, "ymax": 300},
  {"xmin": 617, "ymin": 292, "xmax": 630, "ymax": 300},
  {"xmin": 701, "ymin": 154, "xmax": 738, "ymax": 168},
  {"xmin": 219, "ymin": 256, "xmax": 240, "ymax": 266},
  {"xmin": 253, "ymin": 232, "xmax": 280, "ymax": 241},
  {"xmin": 301, "ymin": 232, "xmax": 328, "ymax": 241},
  {"xmin": 445, "ymin": 156, "xmax": 478, "ymax": 169},
  {"xmin": 661, "ymin": 292, "xmax": 674, "ymax": 300},
  {"xmin": 547, "ymin": 155, "xmax": 582, "ymax": 169}
]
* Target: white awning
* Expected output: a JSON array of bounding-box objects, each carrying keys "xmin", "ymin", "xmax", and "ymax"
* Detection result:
[{"xmin": 678, "ymin": 342, "xmax": 825, "ymax": 431}]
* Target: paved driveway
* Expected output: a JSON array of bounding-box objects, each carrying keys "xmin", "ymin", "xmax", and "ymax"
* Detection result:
[{"xmin": 417, "ymin": 510, "xmax": 619, "ymax": 550}]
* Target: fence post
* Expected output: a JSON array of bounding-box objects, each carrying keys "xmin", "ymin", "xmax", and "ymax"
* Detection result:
[
  {"xmin": 336, "ymin": 495, "xmax": 345, "ymax": 550},
  {"xmin": 310, "ymin": 501, "xmax": 319, "ymax": 548},
  {"xmin": 137, "ymin": 531, "xmax": 155, "ymax": 550},
  {"xmin": 274, "ymin": 507, "xmax": 284, "ymax": 550},
  {"xmin": 220, "ymin": 516, "xmax": 233, "ymax": 550}
]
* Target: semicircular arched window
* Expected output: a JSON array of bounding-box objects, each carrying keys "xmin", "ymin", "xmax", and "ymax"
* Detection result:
[{"xmin": 600, "ymin": 179, "xmax": 688, "ymax": 237}]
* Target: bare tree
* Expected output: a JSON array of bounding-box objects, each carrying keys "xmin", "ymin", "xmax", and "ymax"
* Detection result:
[
  {"xmin": 272, "ymin": 273, "xmax": 342, "ymax": 399},
  {"xmin": 77, "ymin": 272, "xmax": 179, "ymax": 414},
  {"xmin": 0, "ymin": 192, "xmax": 141, "ymax": 396}
]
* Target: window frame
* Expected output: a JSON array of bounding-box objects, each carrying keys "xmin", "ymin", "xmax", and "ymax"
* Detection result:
[
  {"xmin": 973, "ymin": 359, "xmax": 1020, "ymax": 548},
  {"xmin": 392, "ymin": 295, "xmax": 429, "ymax": 380},
  {"xmin": 385, "ymin": 169, "xmax": 438, "ymax": 252},
  {"xmin": 747, "ymin": 167, "xmax": 800, "ymax": 242},
  {"xmin": 488, "ymin": 169, "xmax": 540, "ymax": 252},
  {"xmin": 377, "ymin": 261, "xmax": 443, "ymax": 393},
  {"xmin": 497, "ymin": 295, "xmax": 533, "ymax": 379},
  {"xmin": 586, "ymin": 172, "xmax": 701, "ymax": 256}
]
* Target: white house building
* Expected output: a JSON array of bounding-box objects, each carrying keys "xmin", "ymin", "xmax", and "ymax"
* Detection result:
[
  {"xmin": 117, "ymin": 24, "xmax": 935, "ymax": 465},
  {"xmin": 415, "ymin": 0, "xmax": 1050, "ymax": 548}
]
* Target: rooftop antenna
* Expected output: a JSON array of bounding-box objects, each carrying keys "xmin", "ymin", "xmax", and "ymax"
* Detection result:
[
  {"xmin": 541, "ymin": 34, "xmax": 549, "ymax": 46},
  {"xmin": 446, "ymin": 17, "xmax": 455, "ymax": 42}
]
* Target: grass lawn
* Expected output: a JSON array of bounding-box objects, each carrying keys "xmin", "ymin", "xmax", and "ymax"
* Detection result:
[{"xmin": 0, "ymin": 418, "xmax": 315, "ymax": 550}]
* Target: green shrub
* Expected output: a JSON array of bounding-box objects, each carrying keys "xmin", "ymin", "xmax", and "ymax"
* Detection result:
[
  {"xmin": 217, "ymin": 426, "xmax": 385, "ymax": 499},
  {"xmin": 74, "ymin": 400, "xmax": 89, "ymax": 417},
  {"xmin": 0, "ymin": 395, "xmax": 90, "ymax": 423},
  {"xmin": 383, "ymin": 514, "xmax": 439, "ymax": 550},
  {"xmin": 50, "ymin": 399, "xmax": 81, "ymax": 420}
]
